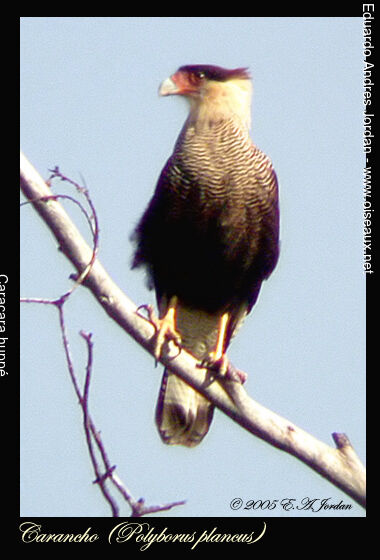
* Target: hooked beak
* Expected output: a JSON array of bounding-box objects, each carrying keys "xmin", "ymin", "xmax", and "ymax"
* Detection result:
[{"xmin": 158, "ymin": 76, "xmax": 180, "ymax": 96}]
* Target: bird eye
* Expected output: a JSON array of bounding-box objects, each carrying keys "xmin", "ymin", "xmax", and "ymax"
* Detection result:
[{"xmin": 195, "ymin": 71, "xmax": 205, "ymax": 79}]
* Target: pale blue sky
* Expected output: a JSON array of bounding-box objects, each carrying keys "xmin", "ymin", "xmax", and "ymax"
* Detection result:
[{"xmin": 20, "ymin": 17, "xmax": 365, "ymax": 517}]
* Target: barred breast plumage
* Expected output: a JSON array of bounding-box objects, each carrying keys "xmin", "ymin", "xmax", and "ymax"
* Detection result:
[{"xmin": 135, "ymin": 116, "xmax": 278, "ymax": 314}]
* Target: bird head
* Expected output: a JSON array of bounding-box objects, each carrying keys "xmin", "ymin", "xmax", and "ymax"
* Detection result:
[{"xmin": 159, "ymin": 65, "xmax": 252, "ymax": 129}]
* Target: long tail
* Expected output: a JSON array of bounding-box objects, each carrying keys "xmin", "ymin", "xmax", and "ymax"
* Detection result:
[
  {"xmin": 155, "ymin": 303, "xmax": 223, "ymax": 447},
  {"xmin": 155, "ymin": 369, "xmax": 214, "ymax": 447},
  {"xmin": 154, "ymin": 300, "xmax": 248, "ymax": 446}
]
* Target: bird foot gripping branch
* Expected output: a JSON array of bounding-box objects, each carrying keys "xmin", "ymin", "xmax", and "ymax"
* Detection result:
[
  {"xmin": 198, "ymin": 312, "xmax": 229, "ymax": 375},
  {"xmin": 137, "ymin": 298, "xmax": 232, "ymax": 378},
  {"xmin": 199, "ymin": 353, "xmax": 229, "ymax": 375},
  {"xmin": 136, "ymin": 299, "xmax": 182, "ymax": 363}
]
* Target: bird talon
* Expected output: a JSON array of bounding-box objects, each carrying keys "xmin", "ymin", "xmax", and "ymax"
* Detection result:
[
  {"xmin": 138, "ymin": 297, "xmax": 182, "ymax": 362},
  {"xmin": 136, "ymin": 304, "xmax": 159, "ymax": 330},
  {"xmin": 135, "ymin": 303, "xmax": 182, "ymax": 359},
  {"xmin": 154, "ymin": 319, "xmax": 182, "ymax": 361},
  {"xmin": 200, "ymin": 352, "xmax": 229, "ymax": 376}
]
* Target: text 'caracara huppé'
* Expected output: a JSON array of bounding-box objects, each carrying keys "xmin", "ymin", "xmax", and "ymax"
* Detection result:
[{"xmin": 132, "ymin": 64, "xmax": 279, "ymax": 447}]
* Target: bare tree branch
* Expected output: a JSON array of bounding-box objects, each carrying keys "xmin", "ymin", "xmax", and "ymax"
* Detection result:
[
  {"xmin": 21, "ymin": 294, "xmax": 186, "ymax": 517},
  {"xmin": 20, "ymin": 150, "xmax": 366, "ymax": 509}
]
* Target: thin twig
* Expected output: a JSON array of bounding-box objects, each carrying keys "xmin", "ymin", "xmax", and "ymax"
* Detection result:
[{"xmin": 20, "ymin": 163, "xmax": 186, "ymax": 516}]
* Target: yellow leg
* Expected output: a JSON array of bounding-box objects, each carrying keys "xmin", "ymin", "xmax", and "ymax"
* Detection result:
[
  {"xmin": 200, "ymin": 312, "xmax": 229, "ymax": 375},
  {"xmin": 154, "ymin": 296, "xmax": 182, "ymax": 361},
  {"xmin": 214, "ymin": 312, "xmax": 229, "ymax": 361}
]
